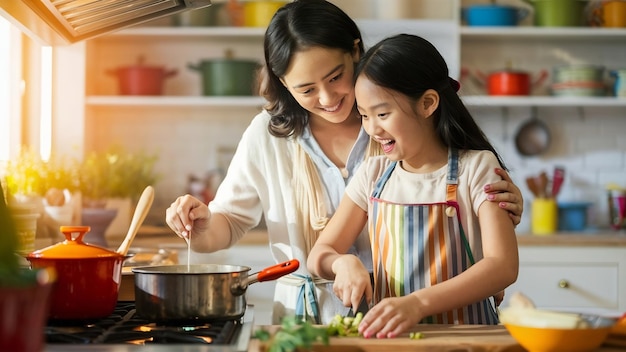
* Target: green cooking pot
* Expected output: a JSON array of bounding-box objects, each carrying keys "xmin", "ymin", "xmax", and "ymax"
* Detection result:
[
  {"xmin": 524, "ymin": 0, "xmax": 588, "ymax": 27},
  {"xmin": 188, "ymin": 58, "xmax": 259, "ymax": 96}
]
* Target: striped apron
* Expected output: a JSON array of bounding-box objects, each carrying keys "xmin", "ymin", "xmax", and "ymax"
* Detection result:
[{"xmin": 368, "ymin": 148, "xmax": 498, "ymax": 325}]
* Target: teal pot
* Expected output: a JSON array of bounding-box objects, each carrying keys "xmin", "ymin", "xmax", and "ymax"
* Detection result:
[
  {"xmin": 557, "ymin": 202, "xmax": 592, "ymax": 231},
  {"xmin": 464, "ymin": 4, "xmax": 530, "ymax": 26},
  {"xmin": 188, "ymin": 58, "xmax": 259, "ymax": 96},
  {"xmin": 525, "ymin": 0, "xmax": 588, "ymax": 27}
]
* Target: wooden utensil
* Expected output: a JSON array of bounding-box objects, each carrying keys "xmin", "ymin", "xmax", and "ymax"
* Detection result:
[
  {"xmin": 116, "ymin": 185, "xmax": 155, "ymax": 256},
  {"xmin": 526, "ymin": 177, "xmax": 540, "ymax": 197}
]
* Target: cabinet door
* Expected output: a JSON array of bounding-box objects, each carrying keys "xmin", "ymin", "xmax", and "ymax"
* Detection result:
[
  {"xmin": 509, "ymin": 262, "xmax": 618, "ymax": 310},
  {"xmin": 502, "ymin": 246, "xmax": 626, "ymax": 312}
]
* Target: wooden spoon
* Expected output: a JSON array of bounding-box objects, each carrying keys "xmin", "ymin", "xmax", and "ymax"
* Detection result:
[{"xmin": 116, "ymin": 185, "xmax": 155, "ymax": 256}]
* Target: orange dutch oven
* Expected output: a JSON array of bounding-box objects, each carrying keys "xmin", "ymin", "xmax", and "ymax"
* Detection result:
[
  {"xmin": 26, "ymin": 226, "xmax": 126, "ymax": 320},
  {"xmin": 472, "ymin": 67, "xmax": 548, "ymax": 96}
]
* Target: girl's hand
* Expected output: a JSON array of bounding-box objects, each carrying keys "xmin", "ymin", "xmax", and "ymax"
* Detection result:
[
  {"xmin": 331, "ymin": 255, "xmax": 372, "ymax": 311},
  {"xmin": 484, "ymin": 168, "xmax": 524, "ymax": 226},
  {"xmin": 358, "ymin": 295, "xmax": 422, "ymax": 339}
]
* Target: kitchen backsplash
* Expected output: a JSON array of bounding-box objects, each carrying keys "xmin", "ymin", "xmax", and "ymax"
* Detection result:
[
  {"xmin": 471, "ymin": 105, "xmax": 626, "ymax": 233},
  {"xmin": 92, "ymin": 103, "xmax": 626, "ymax": 234}
]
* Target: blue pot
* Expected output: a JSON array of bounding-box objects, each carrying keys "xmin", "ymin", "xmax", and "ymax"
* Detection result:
[
  {"xmin": 464, "ymin": 5, "xmax": 528, "ymax": 26},
  {"xmin": 557, "ymin": 202, "xmax": 592, "ymax": 232}
]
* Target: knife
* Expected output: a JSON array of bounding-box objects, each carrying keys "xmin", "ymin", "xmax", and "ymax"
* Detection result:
[{"xmin": 347, "ymin": 296, "xmax": 370, "ymax": 317}]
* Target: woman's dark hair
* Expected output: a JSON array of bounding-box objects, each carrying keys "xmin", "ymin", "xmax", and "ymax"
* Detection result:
[
  {"xmin": 355, "ymin": 33, "xmax": 508, "ymax": 170},
  {"xmin": 260, "ymin": 0, "xmax": 364, "ymax": 138}
]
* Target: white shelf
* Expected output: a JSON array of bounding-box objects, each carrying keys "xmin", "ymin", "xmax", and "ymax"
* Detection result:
[
  {"xmin": 461, "ymin": 26, "xmax": 626, "ymax": 40},
  {"xmin": 461, "ymin": 95, "xmax": 626, "ymax": 107},
  {"xmin": 86, "ymin": 95, "xmax": 267, "ymax": 107},
  {"xmin": 85, "ymin": 95, "xmax": 626, "ymax": 108},
  {"xmin": 102, "ymin": 26, "xmax": 266, "ymax": 38}
]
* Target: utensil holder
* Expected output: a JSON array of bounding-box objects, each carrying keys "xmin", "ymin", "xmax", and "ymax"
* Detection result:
[{"xmin": 532, "ymin": 198, "xmax": 558, "ymax": 235}]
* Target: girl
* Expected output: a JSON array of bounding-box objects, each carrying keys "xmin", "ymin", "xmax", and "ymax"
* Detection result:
[
  {"xmin": 166, "ymin": 1, "xmax": 522, "ymax": 325},
  {"xmin": 307, "ymin": 33, "xmax": 518, "ymax": 337}
]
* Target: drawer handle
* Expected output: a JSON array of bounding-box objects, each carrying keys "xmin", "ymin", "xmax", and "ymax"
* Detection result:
[{"xmin": 558, "ymin": 279, "xmax": 570, "ymax": 289}]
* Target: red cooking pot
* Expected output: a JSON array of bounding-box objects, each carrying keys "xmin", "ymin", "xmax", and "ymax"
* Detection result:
[
  {"xmin": 26, "ymin": 226, "xmax": 126, "ymax": 320},
  {"xmin": 107, "ymin": 57, "xmax": 177, "ymax": 95},
  {"xmin": 472, "ymin": 68, "xmax": 548, "ymax": 96}
]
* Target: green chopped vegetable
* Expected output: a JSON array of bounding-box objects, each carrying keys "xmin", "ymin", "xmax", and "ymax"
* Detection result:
[
  {"xmin": 253, "ymin": 316, "xmax": 329, "ymax": 352},
  {"xmin": 327, "ymin": 312, "xmax": 363, "ymax": 337},
  {"xmin": 409, "ymin": 331, "xmax": 424, "ymax": 340}
]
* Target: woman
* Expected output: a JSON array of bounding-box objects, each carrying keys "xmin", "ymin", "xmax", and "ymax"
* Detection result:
[{"xmin": 165, "ymin": 0, "xmax": 523, "ymax": 325}]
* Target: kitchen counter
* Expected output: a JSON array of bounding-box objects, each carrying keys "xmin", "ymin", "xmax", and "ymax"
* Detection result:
[
  {"xmin": 248, "ymin": 324, "xmax": 626, "ymax": 352},
  {"xmin": 119, "ymin": 226, "xmax": 626, "ymax": 248},
  {"xmin": 516, "ymin": 232, "xmax": 626, "ymax": 247}
]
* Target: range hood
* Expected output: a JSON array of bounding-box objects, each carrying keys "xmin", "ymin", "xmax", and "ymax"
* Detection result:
[{"xmin": 0, "ymin": 0, "xmax": 211, "ymax": 45}]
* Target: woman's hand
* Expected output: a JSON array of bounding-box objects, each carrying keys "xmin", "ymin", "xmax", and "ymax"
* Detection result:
[
  {"xmin": 358, "ymin": 295, "xmax": 423, "ymax": 339},
  {"xmin": 484, "ymin": 168, "xmax": 524, "ymax": 226},
  {"xmin": 165, "ymin": 194, "xmax": 210, "ymax": 240},
  {"xmin": 331, "ymin": 255, "xmax": 372, "ymax": 312}
]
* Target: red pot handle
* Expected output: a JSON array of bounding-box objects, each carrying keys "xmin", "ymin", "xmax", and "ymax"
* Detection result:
[
  {"xmin": 163, "ymin": 69, "xmax": 178, "ymax": 79},
  {"xmin": 257, "ymin": 259, "xmax": 300, "ymax": 282}
]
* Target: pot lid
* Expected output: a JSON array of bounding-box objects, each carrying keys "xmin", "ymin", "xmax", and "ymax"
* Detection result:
[{"xmin": 27, "ymin": 226, "xmax": 122, "ymax": 259}]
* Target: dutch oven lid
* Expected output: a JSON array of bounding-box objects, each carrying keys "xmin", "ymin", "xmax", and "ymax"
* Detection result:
[{"xmin": 27, "ymin": 226, "xmax": 122, "ymax": 259}]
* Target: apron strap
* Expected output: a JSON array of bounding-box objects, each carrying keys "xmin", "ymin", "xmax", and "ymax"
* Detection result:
[
  {"xmin": 282, "ymin": 273, "xmax": 323, "ymax": 324},
  {"xmin": 446, "ymin": 148, "xmax": 475, "ymax": 265}
]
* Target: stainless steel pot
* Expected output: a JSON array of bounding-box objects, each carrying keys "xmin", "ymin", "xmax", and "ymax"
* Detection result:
[{"xmin": 132, "ymin": 259, "xmax": 299, "ymax": 321}]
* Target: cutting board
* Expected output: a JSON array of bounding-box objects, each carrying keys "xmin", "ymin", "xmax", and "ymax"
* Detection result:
[
  {"xmin": 250, "ymin": 324, "xmax": 525, "ymax": 352},
  {"xmin": 249, "ymin": 324, "xmax": 626, "ymax": 352}
]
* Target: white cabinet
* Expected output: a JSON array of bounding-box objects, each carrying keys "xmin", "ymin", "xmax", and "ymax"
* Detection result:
[{"xmin": 502, "ymin": 245, "xmax": 626, "ymax": 313}]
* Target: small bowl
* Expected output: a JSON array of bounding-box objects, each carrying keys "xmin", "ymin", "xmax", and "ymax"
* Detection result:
[{"xmin": 504, "ymin": 314, "xmax": 617, "ymax": 352}]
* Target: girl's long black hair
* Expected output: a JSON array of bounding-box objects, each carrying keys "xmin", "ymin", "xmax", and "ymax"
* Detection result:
[
  {"xmin": 260, "ymin": 0, "xmax": 364, "ymax": 138},
  {"xmin": 355, "ymin": 33, "xmax": 508, "ymax": 170}
]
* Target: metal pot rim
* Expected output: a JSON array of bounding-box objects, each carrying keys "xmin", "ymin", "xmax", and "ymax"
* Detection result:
[{"xmin": 132, "ymin": 264, "xmax": 252, "ymax": 274}]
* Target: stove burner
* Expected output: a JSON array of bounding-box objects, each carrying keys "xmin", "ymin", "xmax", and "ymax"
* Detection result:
[{"xmin": 45, "ymin": 302, "xmax": 241, "ymax": 345}]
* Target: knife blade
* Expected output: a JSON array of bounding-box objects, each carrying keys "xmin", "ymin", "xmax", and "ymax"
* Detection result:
[{"xmin": 347, "ymin": 296, "xmax": 370, "ymax": 317}]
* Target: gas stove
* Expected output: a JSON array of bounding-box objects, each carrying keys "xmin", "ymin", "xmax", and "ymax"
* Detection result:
[{"xmin": 43, "ymin": 302, "xmax": 254, "ymax": 352}]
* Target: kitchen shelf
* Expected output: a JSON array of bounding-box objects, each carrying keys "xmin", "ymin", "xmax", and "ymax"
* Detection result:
[
  {"xmin": 460, "ymin": 26, "xmax": 626, "ymax": 40},
  {"xmin": 461, "ymin": 95, "xmax": 626, "ymax": 107},
  {"xmin": 86, "ymin": 95, "xmax": 267, "ymax": 107}
]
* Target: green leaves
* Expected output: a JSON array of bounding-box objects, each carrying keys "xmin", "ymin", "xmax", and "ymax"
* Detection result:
[{"xmin": 254, "ymin": 316, "xmax": 330, "ymax": 352}]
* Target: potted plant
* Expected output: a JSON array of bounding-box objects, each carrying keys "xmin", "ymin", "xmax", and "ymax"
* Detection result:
[
  {"xmin": 77, "ymin": 145, "xmax": 159, "ymax": 246},
  {"xmin": 3, "ymin": 148, "xmax": 80, "ymax": 244},
  {"xmin": 0, "ymin": 182, "xmax": 56, "ymax": 352}
]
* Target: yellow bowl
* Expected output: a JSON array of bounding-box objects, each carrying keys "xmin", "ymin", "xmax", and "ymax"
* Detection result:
[{"xmin": 504, "ymin": 322, "xmax": 614, "ymax": 352}]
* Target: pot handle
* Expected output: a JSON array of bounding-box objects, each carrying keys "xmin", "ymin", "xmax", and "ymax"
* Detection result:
[
  {"xmin": 60, "ymin": 226, "xmax": 91, "ymax": 243},
  {"xmin": 231, "ymin": 259, "xmax": 300, "ymax": 296},
  {"xmin": 164, "ymin": 69, "xmax": 178, "ymax": 78},
  {"xmin": 187, "ymin": 63, "xmax": 202, "ymax": 72},
  {"xmin": 256, "ymin": 259, "xmax": 300, "ymax": 282},
  {"xmin": 516, "ymin": 7, "xmax": 530, "ymax": 22}
]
